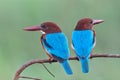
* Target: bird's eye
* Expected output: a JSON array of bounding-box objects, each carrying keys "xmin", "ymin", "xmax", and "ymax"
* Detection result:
[
  {"xmin": 90, "ymin": 20, "xmax": 93, "ymax": 24},
  {"xmin": 41, "ymin": 25, "xmax": 47, "ymax": 29}
]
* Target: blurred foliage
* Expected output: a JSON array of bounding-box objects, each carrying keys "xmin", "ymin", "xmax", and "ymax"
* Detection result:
[{"xmin": 0, "ymin": 0, "xmax": 120, "ymax": 80}]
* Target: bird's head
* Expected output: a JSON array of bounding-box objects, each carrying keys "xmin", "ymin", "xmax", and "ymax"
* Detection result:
[
  {"xmin": 23, "ymin": 22, "xmax": 62, "ymax": 34},
  {"xmin": 75, "ymin": 18, "xmax": 104, "ymax": 30}
]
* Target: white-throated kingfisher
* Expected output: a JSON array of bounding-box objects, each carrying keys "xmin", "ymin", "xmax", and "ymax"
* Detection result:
[
  {"xmin": 71, "ymin": 18, "xmax": 104, "ymax": 73},
  {"xmin": 24, "ymin": 22, "xmax": 73, "ymax": 75}
]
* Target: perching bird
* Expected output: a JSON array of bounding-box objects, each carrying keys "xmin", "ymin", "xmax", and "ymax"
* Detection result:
[
  {"xmin": 71, "ymin": 18, "xmax": 104, "ymax": 73},
  {"xmin": 24, "ymin": 22, "xmax": 73, "ymax": 75}
]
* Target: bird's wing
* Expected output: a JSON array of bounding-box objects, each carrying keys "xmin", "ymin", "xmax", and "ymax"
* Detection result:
[
  {"xmin": 43, "ymin": 33, "xmax": 70, "ymax": 59},
  {"xmin": 72, "ymin": 30, "xmax": 95, "ymax": 58}
]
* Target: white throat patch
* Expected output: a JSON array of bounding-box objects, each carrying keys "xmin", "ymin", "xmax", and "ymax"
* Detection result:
[{"xmin": 40, "ymin": 30, "xmax": 46, "ymax": 34}]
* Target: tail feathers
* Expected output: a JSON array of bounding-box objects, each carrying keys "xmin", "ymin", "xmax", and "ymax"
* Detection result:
[
  {"xmin": 60, "ymin": 60, "xmax": 73, "ymax": 75},
  {"xmin": 80, "ymin": 58, "xmax": 89, "ymax": 73}
]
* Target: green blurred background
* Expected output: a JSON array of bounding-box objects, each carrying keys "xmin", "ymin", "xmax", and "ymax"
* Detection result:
[{"xmin": 0, "ymin": 0, "xmax": 120, "ymax": 80}]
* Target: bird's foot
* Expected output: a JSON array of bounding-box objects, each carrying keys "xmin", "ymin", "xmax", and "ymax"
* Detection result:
[
  {"xmin": 48, "ymin": 57, "xmax": 54, "ymax": 64},
  {"xmin": 90, "ymin": 54, "xmax": 93, "ymax": 59}
]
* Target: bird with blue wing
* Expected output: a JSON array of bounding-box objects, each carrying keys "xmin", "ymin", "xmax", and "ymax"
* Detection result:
[
  {"xmin": 71, "ymin": 18, "xmax": 104, "ymax": 73},
  {"xmin": 24, "ymin": 22, "xmax": 73, "ymax": 75}
]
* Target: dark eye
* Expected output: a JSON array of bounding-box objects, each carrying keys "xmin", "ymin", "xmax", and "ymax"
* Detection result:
[
  {"xmin": 90, "ymin": 20, "xmax": 93, "ymax": 24},
  {"xmin": 41, "ymin": 24, "xmax": 47, "ymax": 29}
]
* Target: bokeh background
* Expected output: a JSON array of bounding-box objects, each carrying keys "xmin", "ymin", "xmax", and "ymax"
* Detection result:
[{"xmin": 0, "ymin": 0, "xmax": 120, "ymax": 80}]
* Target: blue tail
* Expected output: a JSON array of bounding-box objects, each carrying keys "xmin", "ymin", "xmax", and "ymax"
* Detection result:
[
  {"xmin": 80, "ymin": 58, "xmax": 89, "ymax": 73},
  {"xmin": 60, "ymin": 60, "xmax": 73, "ymax": 75}
]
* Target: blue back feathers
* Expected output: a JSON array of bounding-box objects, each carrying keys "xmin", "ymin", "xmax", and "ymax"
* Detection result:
[
  {"xmin": 42, "ymin": 32, "xmax": 70, "ymax": 60},
  {"xmin": 72, "ymin": 30, "xmax": 95, "ymax": 58}
]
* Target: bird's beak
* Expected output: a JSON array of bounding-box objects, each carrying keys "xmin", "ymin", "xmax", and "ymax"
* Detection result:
[
  {"xmin": 23, "ymin": 26, "xmax": 41, "ymax": 31},
  {"xmin": 93, "ymin": 20, "xmax": 104, "ymax": 25}
]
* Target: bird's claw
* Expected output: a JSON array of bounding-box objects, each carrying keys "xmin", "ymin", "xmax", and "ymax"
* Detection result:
[{"xmin": 48, "ymin": 58, "xmax": 54, "ymax": 64}]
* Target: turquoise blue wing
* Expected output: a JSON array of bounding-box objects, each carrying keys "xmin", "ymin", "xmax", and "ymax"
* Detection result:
[
  {"xmin": 72, "ymin": 30, "xmax": 94, "ymax": 58},
  {"xmin": 42, "ymin": 32, "xmax": 70, "ymax": 59}
]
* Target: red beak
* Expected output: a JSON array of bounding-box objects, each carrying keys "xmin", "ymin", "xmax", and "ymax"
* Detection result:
[
  {"xmin": 93, "ymin": 20, "xmax": 104, "ymax": 25},
  {"xmin": 23, "ymin": 26, "xmax": 41, "ymax": 31}
]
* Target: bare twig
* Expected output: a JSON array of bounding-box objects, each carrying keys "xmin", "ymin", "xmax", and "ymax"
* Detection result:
[
  {"xmin": 38, "ymin": 58, "xmax": 55, "ymax": 77},
  {"xmin": 90, "ymin": 53, "xmax": 120, "ymax": 58},
  {"xmin": 41, "ymin": 63, "xmax": 55, "ymax": 77},
  {"xmin": 19, "ymin": 76, "xmax": 41, "ymax": 80},
  {"xmin": 14, "ymin": 53, "xmax": 120, "ymax": 80}
]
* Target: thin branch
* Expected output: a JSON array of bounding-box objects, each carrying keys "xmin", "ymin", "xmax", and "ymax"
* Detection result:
[
  {"xmin": 19, "ymin": 76, "xmax": 41, "ymax": 80},
  {"xmin": 90, "ymin": 53, "xmax": 120, "ymax": 58},
  {"xmin": 41, "ymin": 63, "xmax": 55, "ymax": 77},
  {"xmin": 37, "ymin": 58, "xmax": 55, "ymax": 77},
  {"xmin": 14, "ymin": 53, "xmax": 120, "ymax": 80}
]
